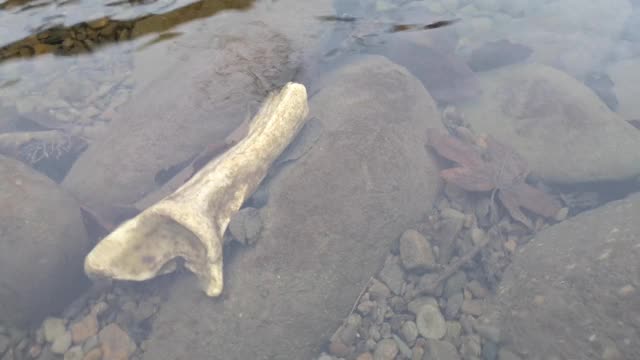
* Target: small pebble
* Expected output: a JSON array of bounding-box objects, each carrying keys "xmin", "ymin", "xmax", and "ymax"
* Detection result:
[
  {"xmin": 463, "ymin": 214, "xmax": 475, "ymax": 228},
  {"xmin": 42, "ymin": 317, "xmax": 67, "ymax": 343},
  {"xmin": 533, "ymin": 295, "xmax": 545, "ymax": 306},
  {"xmin": 415, "ymin": 304, "xmax": 447, "ymax": 340},
  {"xmin": 459, "ymin": 315, "xmax": 475, "ymax": 335},
  {"xmin": 412, "ymin": 342, "xmax": 425, "ymax": 360},
  {"xmin": 329, "ymin": 340, "xmax": 350, "ymax": 358},
  {"xmin": 463, "ymin": 287, "xmax": 472, "ymax": 300},
  {"xmin": 408, "ymin": 296, "xmax": 438, "ymax": 315},
  {"xmin": 379, "ymin": 323, "xmax": 392, "ymax": 339},
  {"xmin": 356, "ymin": 352, "xmax": 373, "ymax": 360},
  {"xmin": 440, "ymin": 208, "xmax": 465, "ymax": 221},
  {"xmin": 378, "ymin": 256, "xmax": 405, "ymax": 295},
  {"xmin": 466, "ymin": 280, "xmax": 489, "ymax": 299},
  {"xmin": 71, "ymin": 314, "xmax": 98, "ymax": 344},
  {"xmin": 400, "ymin": 321, "xmax": 418, "ymax": 345},
  {"xmin": 473, "ymin": 324, "xmax": 501, "ymax": 343},
  {"xmin": 503, "ymin": 238, "xmax": 517, "ymax": 254},
  {"xmin": 389, "ymin": 296, "xmax": 407, "ymax": 314},
  {"xmin": 416, "ymin": 273, "xmax": 443, "ymax": 296},
  {"xmin": 82, "ymin": 335, "xmax": 99, "ymax": 353},
  {"xmin": 90, "ymin": 301, "xmax": 109, "ymax": 316},
  {"xmin": 51, "ymin": 331, "xmax": 72, "ymax": 354},
  {"xmin": 357, "ymin": 300, "xmax": 376, "ymax": 315},
  {"xmin": 365, "ymin": 339, "xmax": 377, "ymax": 351},
  {"xmin": 460, "ymin": 335, "xmax": 482, "ymax": 358},
  {"xmin": 392, "ymin": 334, "xmax": 412, "ymax": 358},
  {"xmin": 368, "ymin": 279, "xmax": 391, "ymax": 300},
  {"xmin": 29, "ymin": 344, "xmax": 42, "ymax": 358},
  {"xmin": 99, "ymin": 323, "xmax": 136, "ymax": 360},
  {"xmin": 554, "ymin": 207, "xmax": 569, "ymax": 222},
  {"xmin": 446, "ymin": 321, "xmax": 462, "ymax": 341},
  {"xmin": 428, "ymin": 339, "xmax": 461, "ymax": 360},
  {"xmin": 445, "ymin": 293, "xmax": 464, "ymax": 319},
  {"xmin": 369, "ymin": 326, "xmax": 381, "ymax": 341},
  {"xmin": 399, "ymin": 229, "xmax": 437, "ymax": 272},
  {"xmin": 461, "ymin": 299, "xmax": 484, "ymax": 316},
  {"xmin": 64, "ymin": 345, "xmax": 84, "ymax": 360},
  {"xmin": 339, "ymin": 314, "xmax": 361, "ymax": 345},
  {"xmin": 470, "ymin": 228, "xmax": 486, "ymax": 246},
  {"xmin": 228, "ymin": 207, "xmax": 262, "ymax": 245},
  {"xmin": 444, "ymin": 272, "xmax": 467, "ymax": 299},
  {"xmin": 373, "ymin": 338, "xmax": 398, "ymax": 360},
  {"xmin": 82, "ymin": 347, "xmax": 103, "ymax": 360}
]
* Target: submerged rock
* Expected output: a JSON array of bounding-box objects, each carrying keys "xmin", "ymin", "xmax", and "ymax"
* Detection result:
[
  {"xmin": 457, "ymin": 63, "xmax": 640, "ymax": 184},
  {"xmin": 480, "ymin": 192, "xmax": 640, "ymax": 359},
  {"xmin": 141, "ymin": 55, "xmax": 444, "ymax": 360},
  {"xmin": 0, "ymin": 155, "xmax": 89, "ymax": 328},
  {"xmin": 367, "ymin": 37, "xmax": 479, "ymax": 105}
]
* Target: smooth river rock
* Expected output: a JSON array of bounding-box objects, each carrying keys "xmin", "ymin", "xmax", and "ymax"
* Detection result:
[
  {"xmin": 141, "ymin": 55, "xmax": 444, "ymax": 360},
  {"xmin": 480, "ymin": 192, "xmax": 640, "ymax": 359},
  {"xmin": 0, "ymin": 155, "xmax": 90, "ymax": 328},
  {"xmin": 457, "ymin": 63, "xmax": 640, "ymax": 184}
]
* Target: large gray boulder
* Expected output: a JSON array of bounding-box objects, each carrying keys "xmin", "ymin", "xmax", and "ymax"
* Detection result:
[
  {"xmin": 61, "ymin": 0, "xmax": 332, "ymax": 223},
  {"xmin": 457, "ymin": 63, "xmax": 640, "ymax": 184},
  {"xmin": 480, "ymin": 192, "xmax": 640, "ymax": 359},
  {"xmin": 141, "ymin": 55, "xmax": 444, "ymax": 360},
  {"xmin": 0, "ymin": 155, "xmax": 90, "ymax": 328}
]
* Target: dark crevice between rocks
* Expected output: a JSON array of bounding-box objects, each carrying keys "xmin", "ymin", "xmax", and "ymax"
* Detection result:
[{"xmin": 552, "ymin": 178, "xmax": 640, "ymax": 217}]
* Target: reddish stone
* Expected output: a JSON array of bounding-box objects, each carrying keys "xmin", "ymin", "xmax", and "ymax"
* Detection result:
[
  {"xmin": 99, "ymin": 323, "xmax": 136, "ymax": 360},
  {"xmin": 71, "ymin": 313, "xmax": 99, "ymax": 344}
]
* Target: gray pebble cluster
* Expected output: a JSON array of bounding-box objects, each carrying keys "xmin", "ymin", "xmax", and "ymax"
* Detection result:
[{"xmin": 314, "ymin": 174, "xmax": 543, "ymax": 360}]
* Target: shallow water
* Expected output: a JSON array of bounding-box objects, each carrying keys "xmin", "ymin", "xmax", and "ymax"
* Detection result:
[{"xmin": 1, "ymin": 0, "xmax": 640, "ymax": 359}]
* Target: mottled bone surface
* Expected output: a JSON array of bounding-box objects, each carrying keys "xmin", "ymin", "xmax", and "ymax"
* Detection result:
[{"xmin": 84, "ymin": 83, "xmax": 309, "ymax": 297}]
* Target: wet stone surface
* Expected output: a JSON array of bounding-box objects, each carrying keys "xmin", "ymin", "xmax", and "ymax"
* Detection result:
[{"xmin": 2, "ymin": 0, "xmax": 640, "ymax": 359}]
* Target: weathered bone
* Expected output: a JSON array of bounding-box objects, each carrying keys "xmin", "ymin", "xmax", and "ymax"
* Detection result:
[{"xmin": 84, "ymin": 82, "xmax": 309, "ymax": 297}]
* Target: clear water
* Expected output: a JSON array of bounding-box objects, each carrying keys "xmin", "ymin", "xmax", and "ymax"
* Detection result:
[{"xmin": 1, "ymin": 0, "xmax": 639, "ymax": 359}]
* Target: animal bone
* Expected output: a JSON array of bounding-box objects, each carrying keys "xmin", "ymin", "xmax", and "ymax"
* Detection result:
[{"xmin": 84, "ymin": 82, "xmax": 309, "ymax": 297}]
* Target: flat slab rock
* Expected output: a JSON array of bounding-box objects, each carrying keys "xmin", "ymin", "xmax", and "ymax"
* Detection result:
[
  {"xmin": 480, "ymin": 192, "xmax": 640, "ymax": 359},
  {"xmin": 457, "ymin": 63, "xmax": 640, "ymax": 184},
  {"xmin": 141, "ymin": 55, "xmax": 444, "ymax": 360}
]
